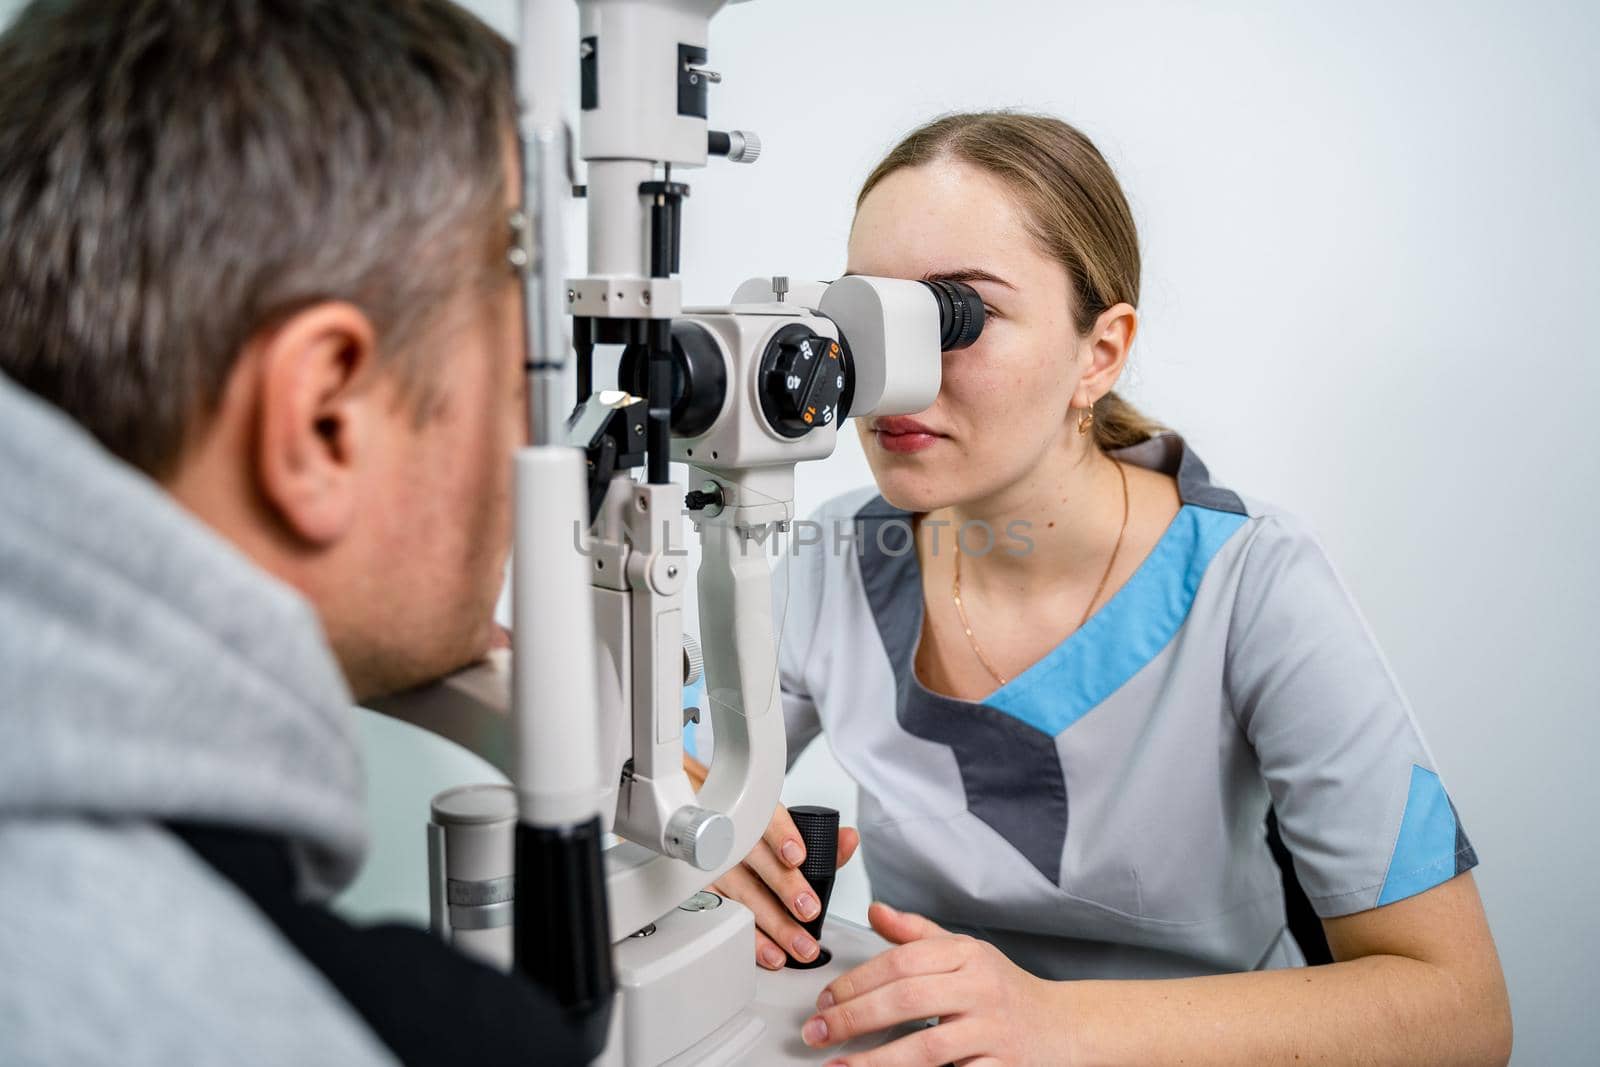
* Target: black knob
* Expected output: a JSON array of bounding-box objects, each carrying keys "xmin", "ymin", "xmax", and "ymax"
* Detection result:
[
  {"xmin": 615, "ymin": 321, "xmax": 728, "ymax": 439},
  {"xmin": 785, "ymin": 805, "xmax": 840, "ymax": 970},
  {"xmin": 757, "ymin": 324, "xmax": 846, "ymax": 439},
  {"xmin": 667, "ymin": 320, "xmax": 726, "ymax": 438}
]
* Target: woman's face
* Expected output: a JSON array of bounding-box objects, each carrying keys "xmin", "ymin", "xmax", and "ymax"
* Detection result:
[{"xmin": 847, "ymin": 158, "xmax": 1088, "ymax": 514}]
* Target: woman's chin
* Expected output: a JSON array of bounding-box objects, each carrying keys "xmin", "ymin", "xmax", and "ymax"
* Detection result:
[{"xmin": 870, "ymin": 468, "xmax": 957, "ymax": 515}]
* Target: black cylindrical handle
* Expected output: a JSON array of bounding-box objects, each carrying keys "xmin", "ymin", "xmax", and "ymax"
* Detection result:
[
  {"xmin": 786, "ymin": 805, "xmax": 840, "ymax": 968},
  {"xmin": 790, "ymin": 805, "xmax": 840, "ymax": 884},
  {"xmin": 514, "ymin": 819, "xmax": 615, "ymax": 1059}
]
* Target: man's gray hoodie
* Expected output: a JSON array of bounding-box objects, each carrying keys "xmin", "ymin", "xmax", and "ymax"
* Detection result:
[{"xmin": 0, "ymin": 371, "xmax": 397, "ymax": 1065}]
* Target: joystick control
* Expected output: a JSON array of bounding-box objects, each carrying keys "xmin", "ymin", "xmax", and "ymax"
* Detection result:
[{"xmin": 785, "ymin": 805, "xmax": 840, "ymax": 970}]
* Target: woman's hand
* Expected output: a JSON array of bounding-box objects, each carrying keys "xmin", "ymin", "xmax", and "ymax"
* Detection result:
[
  {"xmin": 712, "ymin": 797, "xmax": 860, "ymax": 969},
  {"xmin": 688, "ymin": 751, "xmax": 860, "ymax": 969},
  {"xmin": 800, "ymin": 903, "xmax": 1075, "ymax": 1066}
]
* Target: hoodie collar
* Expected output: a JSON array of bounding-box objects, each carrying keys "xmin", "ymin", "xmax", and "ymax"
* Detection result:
[{"xmin": 0, "ymin": 374, "xmax": 366, "ymax": 898}]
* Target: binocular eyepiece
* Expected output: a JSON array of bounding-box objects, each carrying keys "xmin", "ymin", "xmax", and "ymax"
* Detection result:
[{"xmin": 920, "ymin": 278, "xmax": 985, "ymax": 351}]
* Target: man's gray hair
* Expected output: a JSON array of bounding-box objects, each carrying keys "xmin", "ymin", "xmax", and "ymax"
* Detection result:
[{"xmin": 0, "ymin": 0, "xmax": 516, "ymax": 475}]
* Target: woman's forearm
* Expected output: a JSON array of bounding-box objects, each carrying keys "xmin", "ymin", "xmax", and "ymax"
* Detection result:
[
  {"xmin": 683, "ymin": 753, "xmax": 708, "ymax": 789},
  {"xmin": 1060, "ymin": 954, "xmax": 1511, "ymax": 1067}
]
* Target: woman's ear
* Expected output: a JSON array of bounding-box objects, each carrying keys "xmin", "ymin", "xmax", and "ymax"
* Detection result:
[
  {"xmin": 250, "ymin": 301, "xmax": 383, "ymax": 546},
  {"xmin": 1073, "ymin": 302, "xmax": 1138, "ymax": 408}
]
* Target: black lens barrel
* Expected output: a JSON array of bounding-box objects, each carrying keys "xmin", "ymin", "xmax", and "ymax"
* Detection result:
[{"xmin": 920, "ymin": 279, "xmax": 985, "ymax": 351}]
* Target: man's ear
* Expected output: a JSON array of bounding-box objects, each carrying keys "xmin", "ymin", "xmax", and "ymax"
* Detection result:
[
  {"xmin": 1073, "ymin": 302, "xmax": 1139, "ymax": 408},
  {"xmin": 251, "ymin": 301, "xmax": 384, "ymax": 546}
]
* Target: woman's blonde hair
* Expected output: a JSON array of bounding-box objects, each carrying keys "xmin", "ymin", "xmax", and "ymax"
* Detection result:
[{"xmin": 857, "ymin": 111, "xmax": 1163, "ymax": 451}]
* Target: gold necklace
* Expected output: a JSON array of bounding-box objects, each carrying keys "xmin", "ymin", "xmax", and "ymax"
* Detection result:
[{"xmin": 952, "ymin": 459, "xmax": 1130, "ymax": 688}]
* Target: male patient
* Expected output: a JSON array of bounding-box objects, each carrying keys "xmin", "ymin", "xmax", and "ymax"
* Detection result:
[{"xmin": 0, "ymin": 2, "xmax": 585, "ymax": 1064}]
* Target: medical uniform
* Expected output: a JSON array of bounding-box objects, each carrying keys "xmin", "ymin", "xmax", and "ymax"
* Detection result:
[{"xmin": 778, "ymin": 433, "xmax": 1478, "ymax": 980}]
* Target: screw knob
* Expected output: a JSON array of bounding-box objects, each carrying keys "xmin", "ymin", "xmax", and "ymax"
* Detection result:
[
  {"xmin": 682, "ymin": 633, "xmax": 704, "ymax": 688},
  {"xmin": 664, "ymin": 805, "xmax": 734, "ymax": 871}
]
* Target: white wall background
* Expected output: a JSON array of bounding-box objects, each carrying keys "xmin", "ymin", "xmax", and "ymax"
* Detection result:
[{"xmin": 3, "ymin": 0, "xmax": 1592, "ymax": 1061}]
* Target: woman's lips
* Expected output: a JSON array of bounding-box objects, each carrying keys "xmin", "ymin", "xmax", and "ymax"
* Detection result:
[
  {"xmin": 875, "ymin": 430, "xmax": 940, "ymax": 454},
  {"xmin": 872, "ymin": 417, "xmax": 945, "ymax": 455}
]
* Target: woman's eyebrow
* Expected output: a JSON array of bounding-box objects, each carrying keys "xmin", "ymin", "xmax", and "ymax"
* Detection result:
[
  {"xmin": 922, "ymin": 267, "xmax": 1015, "ymax": 290},
  {"xmin": 837, "ymin": 267, "xmax": 1016, "ymax": 291}
]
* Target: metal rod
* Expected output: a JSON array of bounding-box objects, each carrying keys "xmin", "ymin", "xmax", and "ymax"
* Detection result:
[
  {"xmin": 515, "ymin": 2, "xmax": 574, "ymax": 447},
  {"xmin": 574, "ymin": 316, "xmax": 593, "ymax": 403},
  {"xmin": 648, "ymin": 319, "xmax": 672, "ymax": 484}
]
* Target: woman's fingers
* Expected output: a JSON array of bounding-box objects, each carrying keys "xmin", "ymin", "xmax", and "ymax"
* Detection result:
[
  {"xmin": 744, "ymin": 836, "xmax": 826, "ymax": 925},
  {"xmin": 867, "ymin": 901, "xmax": 949, "ymax": 945},
  {"xmin": 821, "ymin": 938, "xmax": 968, "ymax": 1008},
  {"xmin": 716, "ymin": 865, "xmax": 790, "ymax": 967},
  {"xmin": 762, "ymin": 803, "xmax": 807, "ymax": 868},
  {"xmin": 802, "ymin": 974, "xmax": 967, "ymax": 1050},
  {"xmin": 753, "ymin": 928, "xmax": 788, "ymax": 971},
  {"xmin": 836, "ymin": 825, "xmax": 861, "ymax": 868},
  {"xmin": 753, "ymin": 799, "xmax": 864, "ymax": 878},
  {"xmin": 712, "ymin": 863, "xmax": 824, "ymax": 964},
  {"xmin": 751, "ymin": 805, "xmax": 863, "ymax": 922},
  {"xmin": 816, "ymin": 1018, "xmax": 982, "ymax": 1067}
]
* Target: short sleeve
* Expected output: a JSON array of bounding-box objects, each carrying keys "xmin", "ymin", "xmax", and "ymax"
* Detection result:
[{"xmin": 1226, "ymin": 514, "xmax": 1479, "ymax": 917}]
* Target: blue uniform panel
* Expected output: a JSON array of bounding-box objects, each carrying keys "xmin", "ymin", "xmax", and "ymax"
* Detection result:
[{"xmin": 1377, "ymin": 765, "xmax": 1477, "ymax": 906}]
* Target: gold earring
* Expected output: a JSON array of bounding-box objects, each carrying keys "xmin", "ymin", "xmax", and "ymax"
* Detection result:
[{"xmin": 1077, "ymin": 405, "xmax": 1095, "ymax": 437}]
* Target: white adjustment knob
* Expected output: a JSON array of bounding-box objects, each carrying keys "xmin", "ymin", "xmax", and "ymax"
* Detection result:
[
  {"xmin": 727, "ymin": 129, "xmax": 762, "ymax": 164},
  {"xmin": 682, "ymin": 633, "xmax": 704, "ymax": 688},
  {"xmin": 664, "ymin": 805, "xmax": 735, "ymax": 870}
]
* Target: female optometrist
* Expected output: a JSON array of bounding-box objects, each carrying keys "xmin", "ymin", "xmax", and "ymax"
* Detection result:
[{"xmin": 688, "ymin": 111, "xmax": 1511, "ymax": 1066}]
